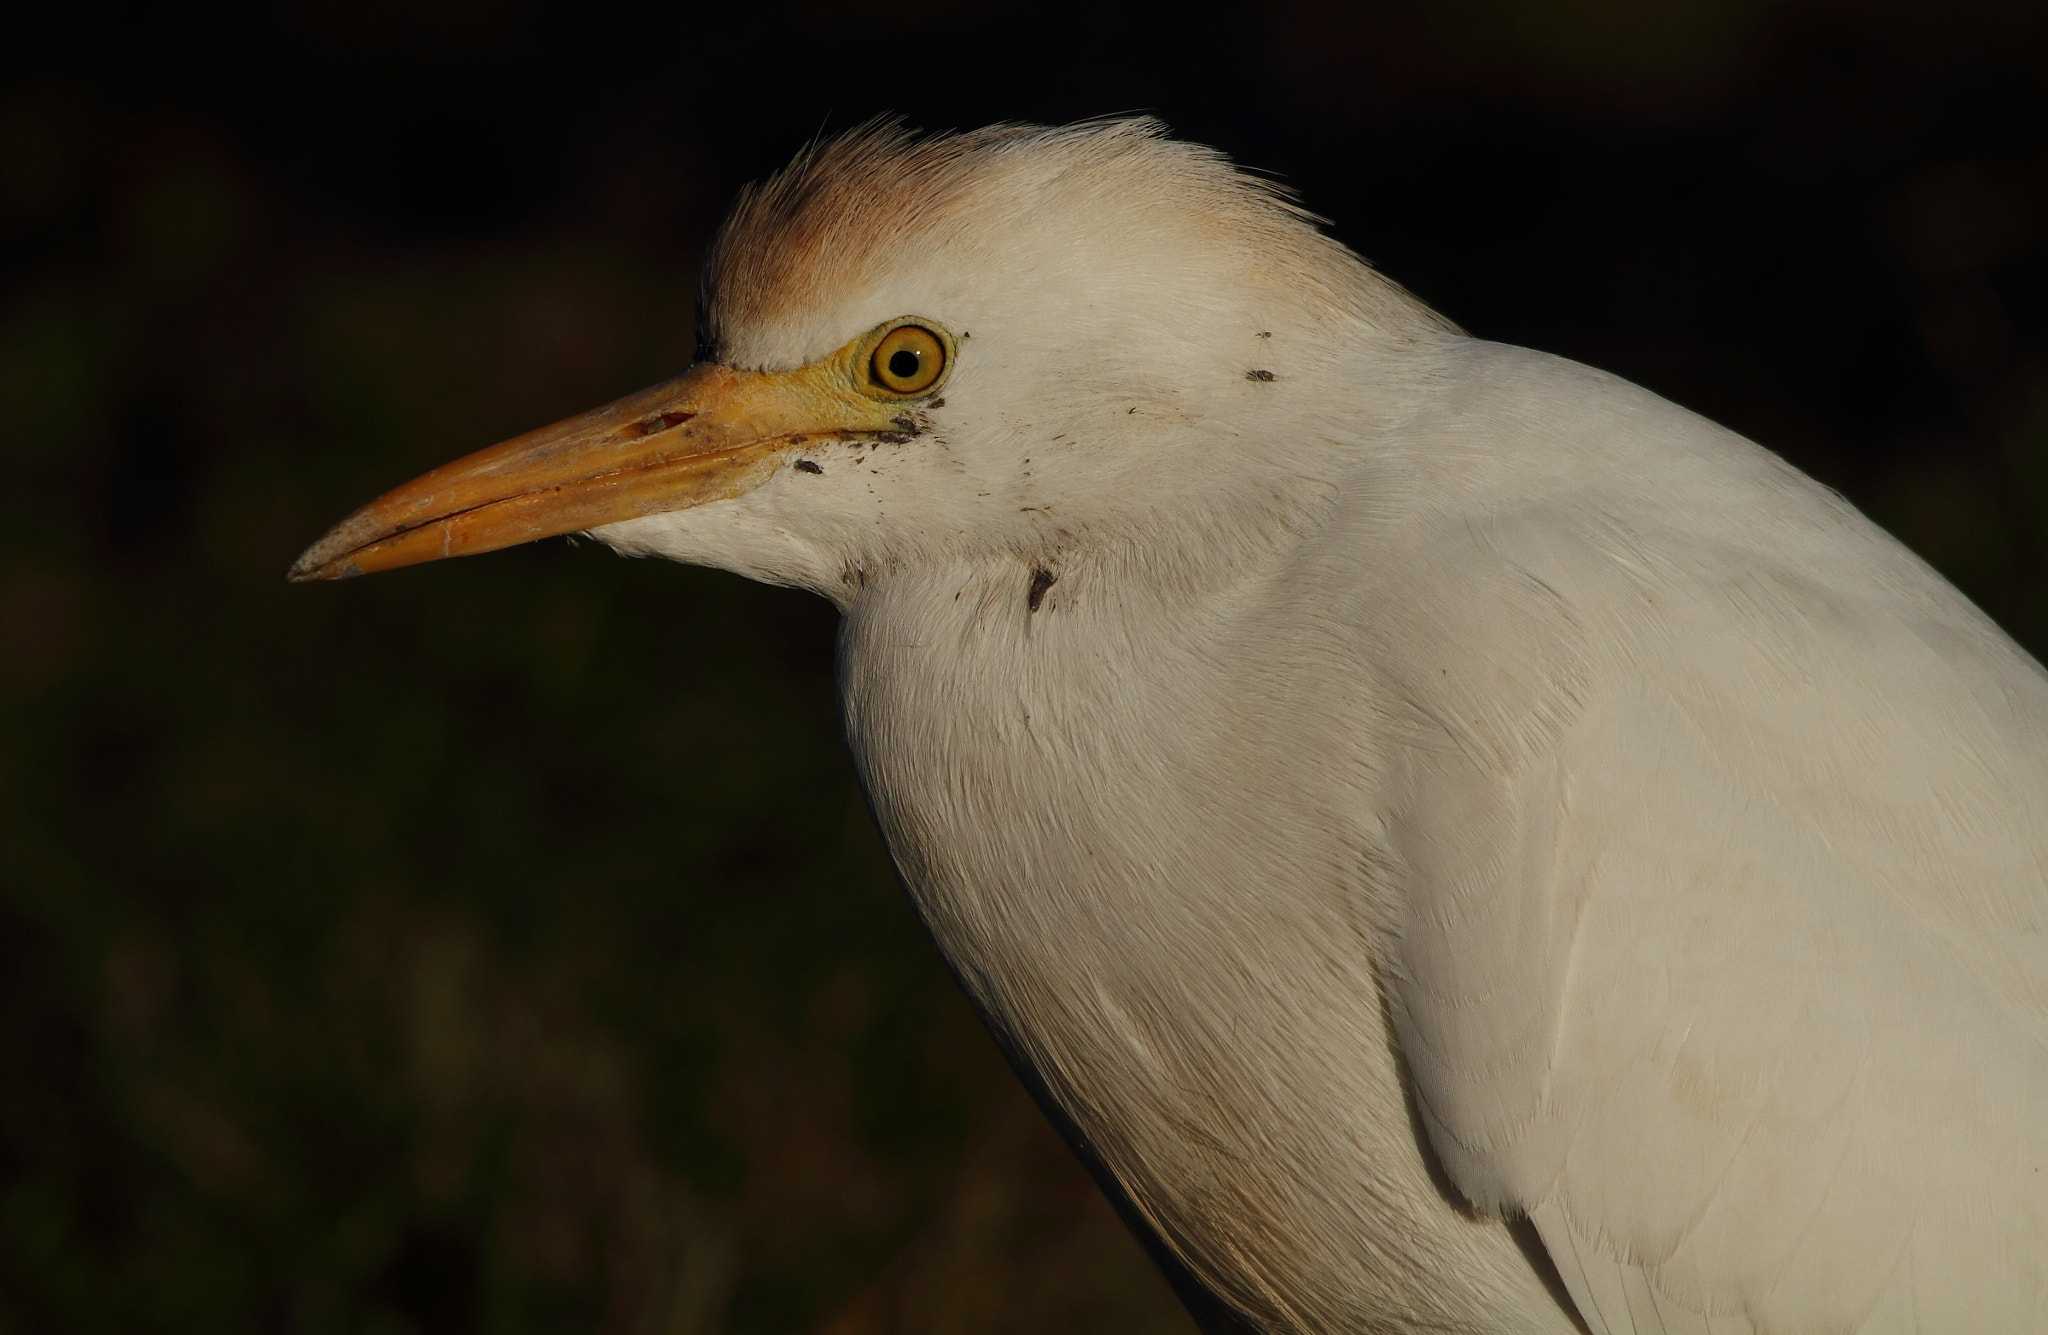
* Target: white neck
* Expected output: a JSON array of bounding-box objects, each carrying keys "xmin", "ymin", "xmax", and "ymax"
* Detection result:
[{"xmin": 832, "ymin": 450, "xmax": 1573, "ymax": 1332}]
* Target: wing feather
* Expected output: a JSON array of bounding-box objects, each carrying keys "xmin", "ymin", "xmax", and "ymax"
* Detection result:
[{"xmin": 1360, "ymin": 364, "xmax": 2048, "ymax": 1333}]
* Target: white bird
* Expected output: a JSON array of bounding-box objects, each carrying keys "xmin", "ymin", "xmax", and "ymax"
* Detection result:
[{"xmin": 292, "ymin": 120, "xmax": 2048, "ymax": 1334}]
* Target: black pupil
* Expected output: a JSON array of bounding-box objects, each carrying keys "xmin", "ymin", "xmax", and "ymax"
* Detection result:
[{"xmin": 887, "ymin": 348, "xmax": 922, "ymax": 380}]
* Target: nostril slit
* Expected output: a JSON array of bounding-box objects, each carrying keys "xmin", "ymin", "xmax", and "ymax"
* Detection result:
[{"xmin": 622, "ymin": 411, "xmax": 696, "ymax": 438}]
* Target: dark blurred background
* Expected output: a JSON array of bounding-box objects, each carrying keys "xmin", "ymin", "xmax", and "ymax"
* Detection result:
[{"xmin": 1, "ymin": 0, "xmax": 2043, "ymax": 1331}]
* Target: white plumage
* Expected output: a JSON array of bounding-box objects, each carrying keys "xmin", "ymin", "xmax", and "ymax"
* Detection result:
[{"xmin": 294, "ymin": 120, "xmax": 2048, "ymax": 1333}]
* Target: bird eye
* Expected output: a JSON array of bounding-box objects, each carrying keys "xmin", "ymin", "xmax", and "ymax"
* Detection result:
[{"xmin": 869, "ymin": 325, "xmax": 945, "ymax": 396}]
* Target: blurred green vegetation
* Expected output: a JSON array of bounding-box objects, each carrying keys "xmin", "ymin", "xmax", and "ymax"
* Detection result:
[
  {"xmin": 0, "ymin": 97, "xmax": 1190, "ymax": 1335},
  {"xmin": 1, "ymin": 0, "xmax": 2045, "ymax": 1332}
]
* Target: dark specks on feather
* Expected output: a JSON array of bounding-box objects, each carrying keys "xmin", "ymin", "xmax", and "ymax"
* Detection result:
[
  {"xmin": 929, "ymin": 398, "xmax": 945, "ymax": 409},
  {"xmin": 1028, "ymin": 566, "xmax": 1057, "ymax": 613},
  {"xmin": 1257, "ymin": 331, "xmax": 1272, "ymax": 338},
  {"xmin": 871, "ymin": 411, "xmax": 928, "ymax": 446},
  {"xmin": 794, "ymin": 459, "xmax": 823, "ymax": 475},
  {"xmin": 1247, "ymin": 369, "xmax": 1276, "ymax": 382}
]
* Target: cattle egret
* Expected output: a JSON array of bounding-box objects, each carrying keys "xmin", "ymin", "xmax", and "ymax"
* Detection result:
[{"xmin": 292, "ymin": 121, "xmax": 2048, "ymax": 1333}]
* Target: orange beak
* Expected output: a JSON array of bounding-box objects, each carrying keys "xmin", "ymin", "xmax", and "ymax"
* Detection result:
[{"xmin": 288, "ymin": 349, "xmax": 923, "ymax": 582}]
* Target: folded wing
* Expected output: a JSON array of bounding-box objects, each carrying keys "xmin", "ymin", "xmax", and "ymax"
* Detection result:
[{"xmin": 1367, "ymin": 426, "xmax": 2048, "ymax": 1333}]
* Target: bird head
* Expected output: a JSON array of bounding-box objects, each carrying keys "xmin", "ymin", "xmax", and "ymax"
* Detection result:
[{"xmin": 290, "ymin": 120, "xmax": 1449, "ymax": 600}]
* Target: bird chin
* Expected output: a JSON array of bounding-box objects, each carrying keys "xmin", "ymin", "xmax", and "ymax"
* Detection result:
[{"xmin": 588, "ymin": 508, "xmax": 844, "ymax": 599}]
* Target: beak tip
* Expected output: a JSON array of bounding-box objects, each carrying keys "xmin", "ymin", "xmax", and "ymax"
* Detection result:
[{"xmin": 286, "ymin": 542, "xmax": 358, "ymax": 583}]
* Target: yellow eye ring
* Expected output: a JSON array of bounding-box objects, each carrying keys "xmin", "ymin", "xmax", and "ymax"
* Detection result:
[{"xmin": 869, "ymin": 324, "xmax": 946, "ymax": 396}]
